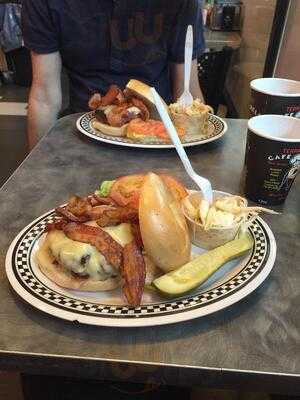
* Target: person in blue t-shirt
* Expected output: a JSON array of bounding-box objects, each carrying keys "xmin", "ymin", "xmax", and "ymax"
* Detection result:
[{"xmin": 22, "ymin": 0, "xmax": 205, "ymax": 149}]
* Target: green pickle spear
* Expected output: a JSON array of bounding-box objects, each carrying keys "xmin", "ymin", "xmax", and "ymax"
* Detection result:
[{"xmin": 153, "ymin": 232, "xmax": 254, "ymax": 297}]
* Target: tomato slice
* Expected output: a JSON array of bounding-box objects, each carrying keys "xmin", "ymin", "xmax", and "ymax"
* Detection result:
[
  {"xmin": 110, "ymin": 174, "xmax": 145, "ymax": 208},
  {"xmin": 160, "ymin": 175, "xmax": 188, "ymax": 202},
  {"xmin": 127, "ymin": 119, "xmax": 185, "ymax": 141},
  {"xmin": 110, "ymin": 173, "xmax": 188, "ymax": 209}
]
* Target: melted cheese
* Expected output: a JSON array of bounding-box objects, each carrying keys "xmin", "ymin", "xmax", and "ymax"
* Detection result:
[
  {"xmin": 46, "ymin": 231, "xmax": 116, "ymax": 281},
  {"xmin": 46, "ymin": 223, "xmax": 134, "ymax": 281},
  {"xmin": 85, "ymin": 222, "xmax": 133, "ymax": 247},
  {"xmin": 126, "ymin": 106, "xmax": 141, "ymax": 115},
  {"xmin": 102, "ymin": 105, "xmax": 115, "ymax": 115},
  {"xmin": 103, "ymin": 223, "xmax": 133, "ymax": 246}
]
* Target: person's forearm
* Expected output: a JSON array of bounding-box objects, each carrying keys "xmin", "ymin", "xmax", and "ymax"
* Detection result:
[
  {"xmin": 27, "ymin": 88, "xmax": 61, "ymax": 150},
  {"xmin": 189, "ymin": 60, "xmax": 204, "ymax": 102}
]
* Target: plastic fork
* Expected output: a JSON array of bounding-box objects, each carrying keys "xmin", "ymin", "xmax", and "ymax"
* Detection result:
[
  {"xmin": 150, "ymin": 87, "xmax": 213, "ymax": 204},
  {"xmin": 177, "ymin": 25, "xmax": 194, "ymax": 107}
]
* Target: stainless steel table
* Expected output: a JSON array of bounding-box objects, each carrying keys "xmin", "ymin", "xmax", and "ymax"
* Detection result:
[{"xmin": 0, "ymin": 115, "xmax": 299, "ymax": 395}]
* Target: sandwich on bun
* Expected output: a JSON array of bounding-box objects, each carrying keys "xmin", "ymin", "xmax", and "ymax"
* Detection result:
[
  {"xmin": 124, "ymin": 79, "xmax": 168, "ymax": 121},
  {"xmin": 35, "ymin": 172, "xmax": 191, "ymax": 304},
  {"xmin": 88, "ymin": 80, "xmax": 183, "ymax": 142}
]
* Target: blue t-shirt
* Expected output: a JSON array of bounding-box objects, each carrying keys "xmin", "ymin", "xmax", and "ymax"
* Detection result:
[{"xmin": 22, "ymin": 0, "xmax": 205, "ymax": 112}]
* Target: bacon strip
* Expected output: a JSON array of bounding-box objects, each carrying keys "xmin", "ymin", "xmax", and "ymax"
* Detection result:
[
  {"xmin": 64, "ymin": 195, "xmax": 117, "ymax": 220},
  {"xmin": 122, "ymin": 241, "xmax": 146, "ymax": 306},
  {"xmin": 87, "ymin": 205, "xmax": 116, "ymax": 221},
  {"xmin": 88, "ymin": 194, "xmax": 117, "ymax": 207},
  {"xmin": 96, "ymin": 206, "xmax": 138, "ymax": 227},
  {"xmin": 88, "ymin": 93, "xmax": 102, "ymax": 110},
  {"xmin": 106, "ymin": 104, "xmax": 132, "ymax": 127},
  {"xmin": 45, "ymin": 219, "xmax": 68, "ymax": 232},
  {"xmin": 100, "ymin": 85, "xmax": 121, "ymax": 106},
  {"xmin": 130, "ymin": 97, "xmax": 150, "ymax": 120},
  {"xmin": 55, "ymin": 207, "xmax": 88, "ymax": 222},
  {"xmin": 63, "ymin": 222, "xmax": 123, "ymax": 270},
  {"xmin": 89, "ymin": 86, "xmax": 123, "ymax": 109},
  {"xmin": 114, "ymin": 88, "xmax": 126, "ymax": 104},
  {"xmin": 66, "ymin": 195, "xmax": 92, "ymax": 217},
  {"xmin": 130, "ymin": 223, "xmax": 144, "ymax": 249}
]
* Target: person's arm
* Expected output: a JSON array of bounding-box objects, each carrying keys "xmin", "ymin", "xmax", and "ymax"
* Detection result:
[
  {"xmin": 170, "ymin": 59, "xmax": 204, "ymax": 102},
  {"xmin": 27, "ymin": 51, "xmax": 62, "ymax": 150}
]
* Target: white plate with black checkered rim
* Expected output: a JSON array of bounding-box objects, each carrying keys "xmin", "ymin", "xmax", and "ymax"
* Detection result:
[
  {"xmin": 76, "ymin": 111, "xmax": 227, "ymax": 149},
  {"xmin": 5, "ymin": 208, "xmax": 276, "ymax": 327}
]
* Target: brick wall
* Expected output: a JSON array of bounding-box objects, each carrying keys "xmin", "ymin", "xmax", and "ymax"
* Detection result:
[{"xmin": 225, "ymin": 0, "xmax": 276, "ymax": 117}]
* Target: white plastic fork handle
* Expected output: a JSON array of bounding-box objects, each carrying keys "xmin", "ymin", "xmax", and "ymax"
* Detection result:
[
  {"xmin": 150, "ymin": 87, "xmax": 213, "ymax": 204},
  {"xmin": 184, "ymin": 25, "xmax": 193, "ymax": 94},
  {"xmin": 195, "ymin": 176, "xmax": 213, "ymax": 204},
  {"xmin": 151, "ymin": 88, "xmax": 193, "ymax": 173}
]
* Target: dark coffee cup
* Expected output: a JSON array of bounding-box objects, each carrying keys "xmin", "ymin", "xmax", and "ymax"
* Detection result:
[
  {"xmin": 244, "ymin": 115, "xmax": 300, "ymax": 205},
  {"xmin": 250, "ymin": 78, "xmax": 300, "ymax": 118}
]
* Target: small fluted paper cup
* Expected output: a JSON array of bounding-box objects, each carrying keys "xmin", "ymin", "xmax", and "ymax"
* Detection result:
[
  {"xmin": 182, "ymin": 190, "xmax": 247, "ymax": 250},
  {"xmin": 169, "ymin": 111, "xmax": 211, "ymax": 137}
]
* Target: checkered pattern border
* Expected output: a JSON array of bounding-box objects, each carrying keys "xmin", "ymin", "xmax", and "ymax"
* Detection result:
[
  {"xmin": 12, "ymin": 211, "xmax": 269, "ymax": 319},
  {"xmin": 79, "ymin": 112, "xmax": 224, "ymax": 145}
]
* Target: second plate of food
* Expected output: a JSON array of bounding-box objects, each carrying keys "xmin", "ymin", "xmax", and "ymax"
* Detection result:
[
  {"xmin": 77, "ymin": 111, "xmax": 227, "ymax": 149},
  {"xmin": 76, "ymin": 79, "xmax": 227, "ymax": 149}
]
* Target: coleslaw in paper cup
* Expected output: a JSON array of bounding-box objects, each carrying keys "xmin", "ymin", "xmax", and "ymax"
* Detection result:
[
  {"xmin": 183, "ymin": 191, "xmax": 243, "ymax": 250},
  {"xmin": 169, "ymin": 99, "xmax": 213, "ymax": 138}
]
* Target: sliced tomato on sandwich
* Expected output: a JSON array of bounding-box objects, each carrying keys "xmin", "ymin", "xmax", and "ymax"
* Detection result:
[
  {"xmin": 110, "ymin": 174, "xmax": 145, "ymax": 209},
  {"xmin": 109, "ymin": 174, "xmax": 187, "ymax": 209},
  {"xmin": 126, "ymin": 119, "xmax": 185, "ymax": 141},
  {"xmin": 160, "ymin": 175, "xmax": 188, "ymax": 202}
]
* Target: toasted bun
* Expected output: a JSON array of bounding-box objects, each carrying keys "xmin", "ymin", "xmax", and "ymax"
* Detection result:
[
  {"xmin": 139, "ymin": 173, "xmax": 191, "ymax": 272},
  {"xmin": 92, "ymin": 119, "xmax": 128, "ymax": 137},
  {"xmin": 36, "ymin": 235, "xmax": 121, "ymax": 291},
  {"xmin": 126, "ymin": 79, "xmax": 169, "ymax": 120}
]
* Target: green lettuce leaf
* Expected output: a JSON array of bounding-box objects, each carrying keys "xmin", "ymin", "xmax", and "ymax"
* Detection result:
[{"xmin": 96, "ymin": 180, "xmax": 115, "ymax": 197}]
